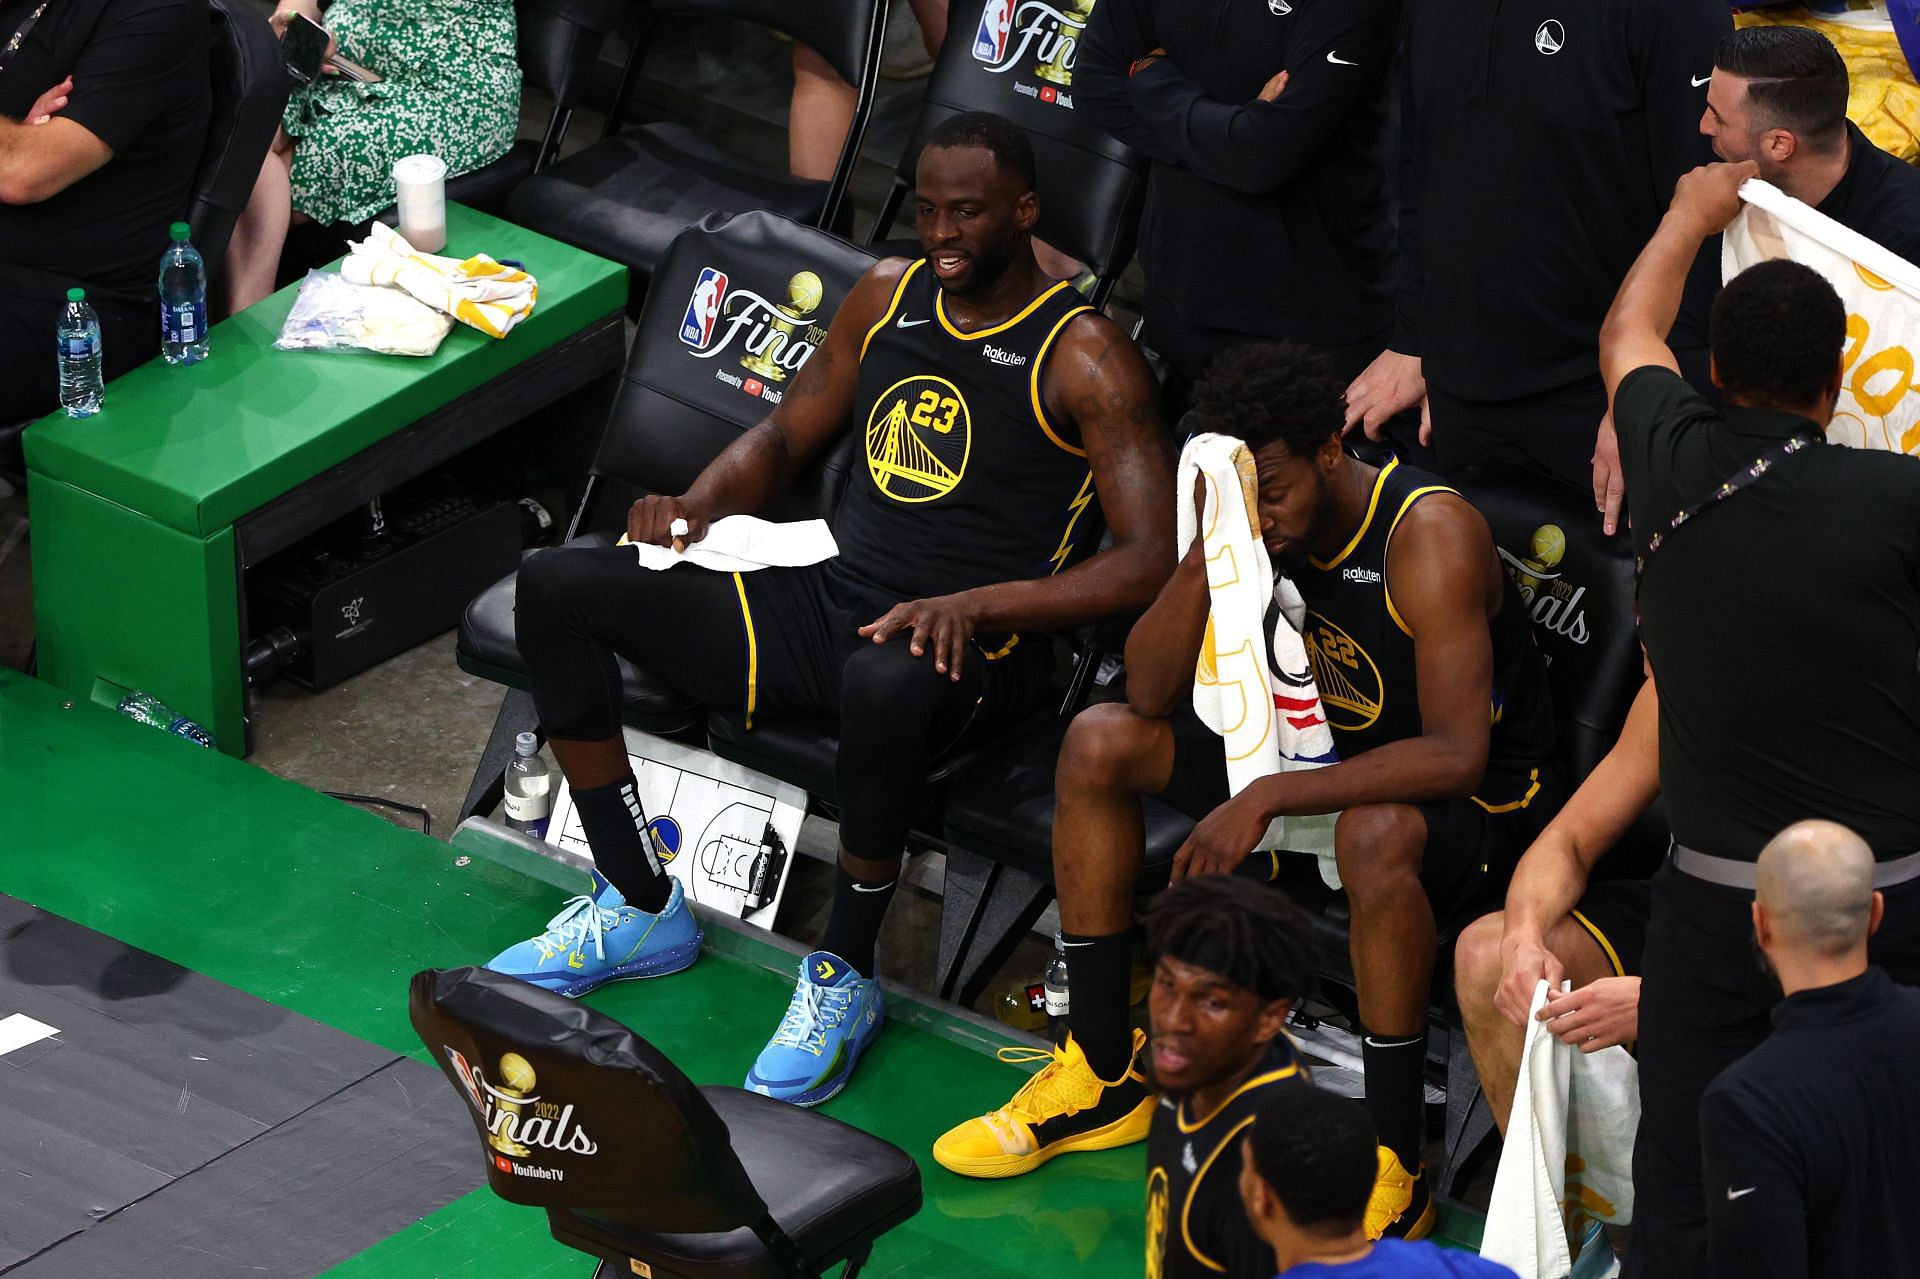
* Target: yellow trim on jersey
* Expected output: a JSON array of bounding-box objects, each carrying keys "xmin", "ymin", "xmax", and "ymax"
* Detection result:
[
  {"xmin": 1380, "ymin": 485, "xmax": 1461, "ymax": 637},
  {"xmin": 1048, "ymin": 471, "xmax": 1097, "ymax": 576},
  {"xmin": 1030, "ymin": 305, "xmax": 1094, "ymax": 457},
  {"xmin": 1311, "ymin": 458, "xmax": 1398, "ymax": 571},
  {"xmin": 1473, "ymin": 767, "xmax": 1542, "ymax": 814},
  {"xmin": 1175, "ymin": 1054, "xmax": 1302, "ymax": 1134},
  {"xmin": 1179, "ymin": 1117, "xmax": 1256, "ymax": 1274},
  {"xmin": 860, "ymin": 260, "xmax": 923, "ymax": 361},
  {"xmin": 1572, "ymin": 908, "xmax": 1627, "ymax": 979},
  {"xmin": 732, "ymin": 572, "xmax": 759, "ymax": 729},
  {"xmin": 935, "ymin": 278, "xmax": 1075, "ymax": 341}
]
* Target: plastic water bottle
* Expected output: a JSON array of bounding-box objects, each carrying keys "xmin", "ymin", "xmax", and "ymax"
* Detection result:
[
  {"xmin": 159, "ymin": 221, "xmax": 209, "ymax": 364},
  {"xmin": 1044, "ymin": 933, "xmax": 1071, "ymax": 1046},
  {"xmin": 504, "ymin": 731, "xmax": 553, "ymax": 839},
  {"xmin": 56, "ymin": 288, "xmax": 103, "ymax": 417},
  {"xmin": 117, "ymin": 690, "xmax": 215, "ymax": 748}
]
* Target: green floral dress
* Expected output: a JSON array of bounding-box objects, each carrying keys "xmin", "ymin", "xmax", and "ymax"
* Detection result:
[{"xmin": 284, "ymin": 0, "xmax": 521, "ymax": 225}]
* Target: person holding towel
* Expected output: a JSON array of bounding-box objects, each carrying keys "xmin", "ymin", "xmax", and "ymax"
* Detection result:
[{"xmin": 937, "ymin": 343, "xmax": 1559, "ymax": 1241}]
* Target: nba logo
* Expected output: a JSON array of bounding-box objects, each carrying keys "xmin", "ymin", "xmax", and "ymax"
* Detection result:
[
  {"xmin": 680, "ymin": 266, "xmax": 728, "ymax": 349},
  {"xmin": 972, "ymin": 0, "xmax": 1012, "ymax": 64}
]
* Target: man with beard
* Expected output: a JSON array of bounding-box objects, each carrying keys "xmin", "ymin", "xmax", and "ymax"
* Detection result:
[
  {"xmin": 488, "ymin": 110, "xmax": 1177, "ymax": 1106},
  {"xmin": 1700, "ymin": 821, "xmax": 1920, "ymax": 1279},
  {"xmin": 938, "ymin": 343, "xmax": 1558, "ymax": 1239},
  {"xmin": 1140, "ymin": 877, "xmax": 1316, "ymax": 1279}
]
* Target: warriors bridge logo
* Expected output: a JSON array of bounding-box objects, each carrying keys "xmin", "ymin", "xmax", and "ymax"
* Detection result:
[
  {"xmin": 1304, "ymin": 613, "xmax": 1383, "ymax": 733},
  {"xmin": 864, "ymin": 375, "xmax": 972, "ymax": 503},
  {"xmin": 972, "ymin": 0, "xmax": 1098, "ymax": 106},
  {"xmin": 680, "ymin": 266, "xmax": 830, "ymax": 405}
]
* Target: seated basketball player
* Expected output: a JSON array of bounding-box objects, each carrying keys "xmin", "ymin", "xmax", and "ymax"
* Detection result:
[
  {"xmin": 485, "ymin": 110, "xmax": 1176, "ymax": 1107},
  {"xmin": 1454, "ymin": 680, "xmax": 1660, "ymax": 1134},
  {"xmin": 1141, "ymin": 878, "xmax": 1318, "ymax": 1279},
  {"xmin": 938, "ymin": 344, "xmax": 1560, "ymax": 1239}
]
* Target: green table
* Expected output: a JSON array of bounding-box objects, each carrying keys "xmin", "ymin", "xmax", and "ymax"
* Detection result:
[{"xmin": 25, "ymin": 204, "xmax": 626, "ymax": 755}]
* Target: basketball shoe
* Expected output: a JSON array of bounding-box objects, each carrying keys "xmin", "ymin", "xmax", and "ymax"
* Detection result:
[
  {"xmin": 932, "ymin": 1028, "xmax": 1155, "ymax": 1177},
  {"xmin": 485, "ymin": 871, "xmax": 701, "ymax": 997},
  {"xmin": 746, "ymin": 951, "xmax": 884, "ymax": 1106}
]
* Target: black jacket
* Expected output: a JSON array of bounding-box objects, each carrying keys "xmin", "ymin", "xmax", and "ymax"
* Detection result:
[{"xmin": 1077, "ymin": 0, "xmax": 1398, "ymax": 347}]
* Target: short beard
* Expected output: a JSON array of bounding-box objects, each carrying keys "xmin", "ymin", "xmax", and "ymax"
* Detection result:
[{"xmin": 940, "ymin": 233, "xmax": 1021, "ymax": 299}]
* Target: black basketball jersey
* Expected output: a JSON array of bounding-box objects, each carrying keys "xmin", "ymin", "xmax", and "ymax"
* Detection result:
[
  {"xmin": 1297, "ymin": 459, "xmax": 1556, "ymax": 806},
  {"xmin": 831, "ymin": 260, "xmax": 1099, "ymax": 604},
  {"xmin": 1146, "ymin": 1036, "xmax": 1306, "ymax": 1279}
]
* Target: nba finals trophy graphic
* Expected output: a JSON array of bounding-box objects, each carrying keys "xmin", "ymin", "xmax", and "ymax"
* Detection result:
[
  {"xmin": 487, "ymin": 1052, "xmax": 537, "ymax": 1158},
  {"xmin": 1510, "ymin": 523, "xmax": 1566, "ymax": 605},
  {"xmin": 1034, "ymin": 0, "xmax": 1094, "ymax": 85},
  {"xmin": 739, "ymin": 271, "xmax": 824, "ymax": 383}
]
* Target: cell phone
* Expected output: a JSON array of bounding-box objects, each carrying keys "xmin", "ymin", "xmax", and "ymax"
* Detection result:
[{"xmin": 281, "ymin": 14, "xmax": 383, "ymax": 85}]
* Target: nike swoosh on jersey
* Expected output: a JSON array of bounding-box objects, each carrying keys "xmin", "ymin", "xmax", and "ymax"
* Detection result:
[
  {"xmin": 1727, "ymin": 1186, "xmax": 1758, "ymax": 1201},
  {"xmin": 896, "ymin": 316, "xmax": 931, "ymax": 328},
  {"xmin": 1327, "ymin": 51, "xmax": 1357, "ymax": 66},
  {"xmin": 1692, "ymin": 74, "xmax": 1712, "ymax": 87}
]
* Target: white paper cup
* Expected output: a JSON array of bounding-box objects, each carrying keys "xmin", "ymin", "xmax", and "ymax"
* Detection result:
[{"xmin": 392, "ymin": 154, "xmax": 448, "ymax": 253}]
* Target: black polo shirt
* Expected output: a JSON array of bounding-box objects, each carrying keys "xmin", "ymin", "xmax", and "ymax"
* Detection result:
[
  {"xmin": 1394, "ymin": 0, "xmax": 1728, "ymax": 401},
  {"xmin": 1700, "ymin": 967, "xmax": 1920, "ymax": 1278},
  {"xmin": 1615, "ymin": 365, "xmax": 1920, "ymax": 860},
  {"xmin": 0, "ymin": 0, "xmax": 209, "ymax": 303},
  {"xmin": 1675, "ymin": 121, "xmax": 1920, "ymax": 390},
  {"xmin": 1077, "ymin": 0, "xmax": 1398, "ymax": 350}
]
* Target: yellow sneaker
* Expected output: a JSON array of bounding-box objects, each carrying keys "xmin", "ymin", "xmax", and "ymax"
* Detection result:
[
  {"xmin": 932, "ymin": 1029, "xmax": 1155, "ymax": 1179},
  {"xmin": 1365, "ymin": 1146, "xmax": 1436, "ymax": 1241}
]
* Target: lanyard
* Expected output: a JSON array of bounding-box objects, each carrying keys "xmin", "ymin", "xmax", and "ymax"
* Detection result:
[
  {"xmin": 0, "ymin": 1, "xmax": 48, "ymax": 79},
  {"xmin": 1635, "ymin": 429, "xmax": 1821, "ymax": 591}
]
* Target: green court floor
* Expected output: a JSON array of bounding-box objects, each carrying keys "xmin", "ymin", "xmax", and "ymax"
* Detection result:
[{"xmin": 0, "ymin": 669, "xmax": 1145, "ymax": 1277}]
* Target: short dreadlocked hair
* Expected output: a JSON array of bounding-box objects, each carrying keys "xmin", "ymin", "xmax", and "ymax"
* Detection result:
[{"xmin": 1143, "ymin": 877, "xmax": 1317, "ymax": 1005}]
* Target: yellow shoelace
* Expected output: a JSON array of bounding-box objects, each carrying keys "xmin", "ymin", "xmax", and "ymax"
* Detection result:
[{"xmin": 994, "ymin": 1045, "xmax": 1098, "ymax": 1123}]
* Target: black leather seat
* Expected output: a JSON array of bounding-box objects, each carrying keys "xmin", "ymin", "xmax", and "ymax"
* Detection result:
[
  {"xmin": 453, "ymin": 210, "xmax": 877, "ymax": 819},
  {"xmin": 411, "ymin": 966, "xmax": 922, "ymax": 1279},
  {"xmin": 0, "ymin": 0, "xmax": 286, "ymax": 481},
  {"xmin": 866, "ymin": 0, "xmax": 1149, "ymax": 309},
  {"xmin": 508, "ymin": 0, "xmax": 885, "ymax": 303}
]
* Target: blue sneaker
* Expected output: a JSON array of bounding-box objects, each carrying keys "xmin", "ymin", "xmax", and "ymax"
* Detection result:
[
  {"xmin": 745, "ymin": 951, "xmax": 884, "ymax": 1106},
  {"xmin": 485, "ymin": 873, "xmax": 701, "ymax": 997}
]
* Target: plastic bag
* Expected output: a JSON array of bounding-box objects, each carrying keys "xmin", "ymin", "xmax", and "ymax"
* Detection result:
[{"xmin": 274, "ymin": 269, "xmax": 454, "ymax": 357}]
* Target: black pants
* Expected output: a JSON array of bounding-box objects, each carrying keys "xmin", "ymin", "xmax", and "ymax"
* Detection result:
[
  {"xmin": 0, "ymin": 276, "xmax": 155, "ymax": 421},
  {"xmin": 513, "ymin": 546, "xmax": 1053, "ymax": 860},
  {"xmin": 1623, "ymin": 863, "xmax": 1920, "ymax": 1278},
  {"xmin": 1425, "ymin": 375, "xmax": 1607, "ymax": 492}
]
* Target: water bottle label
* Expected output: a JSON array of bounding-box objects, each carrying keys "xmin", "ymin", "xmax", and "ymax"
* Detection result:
[
  {"xmin": 165, "ymin": 301, "xmax": 206, "ymax": 344},
  {"xmin": 65, "ymin": 337, "xmax": 94, "ymax": 359},
  {"xmin": 504, "ymin": 791, "xmax": 552, "ymax": 822},
  {"xmin": 1044, "ymin": 987, "xmax": 1070, "ymax": 1017}
]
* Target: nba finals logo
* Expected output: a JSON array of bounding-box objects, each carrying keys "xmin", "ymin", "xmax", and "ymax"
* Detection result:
[
  {"xmin": 1497, "ymin": 524, "xmax": 1592, "ymax": 646},
  {"xmin": 972, "ymin": 0, "xmax": 1097, "ymax": 96},
  {"xmin": 445, "ymin": 1047, "xmax": 601, "ymax": 1167},
  {"xmin": 683, "ymin": 266, "xmax": 829, "ymax": 402}
]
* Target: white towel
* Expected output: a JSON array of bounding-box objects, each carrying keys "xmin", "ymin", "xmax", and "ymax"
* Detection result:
[
  {"xmin": 1176, "ymin": 434, "xmax": 1341, "ymax": 888},
  {"xmin": 340, "ymin": 222, "xmax": 539, "ymax": 339},
  {"xmin": 1481, "ymin": 980, "xmax": 1640, "ymax": 1279},
  {"xmin": 1723, "ymin": 177, "xmax": 1920, "ymax": 454},
  {"xmin": 622, "ymin": 516, "xmax": 838, "ymax": 574}
]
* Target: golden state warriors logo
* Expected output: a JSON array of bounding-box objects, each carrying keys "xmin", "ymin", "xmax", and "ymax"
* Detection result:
[
  {"xmin": 1145, "ymin": 1166, "xmax": 1170, "ymax": 1279},
  {"xmin": 1305, "ymin": 613, "xmax": 1383, "ymax": 732},
  {"xmin": 865, "ymin": 375, "xmax": 972, "ymax": 503}
]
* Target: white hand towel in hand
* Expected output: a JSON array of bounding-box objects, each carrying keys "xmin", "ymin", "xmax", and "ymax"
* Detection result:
[
  {"xmin": 623, "ymin": 516, "xmax": 838, "ymax": 574},
  {"xmin": 1176, "ymin": 433, "xmax": 1341, "ymax": 888}
]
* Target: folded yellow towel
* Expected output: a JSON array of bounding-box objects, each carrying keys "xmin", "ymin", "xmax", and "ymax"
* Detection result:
[{"xmin": 339, "ymin": 222, "xmax": 539, "ymax": 339}]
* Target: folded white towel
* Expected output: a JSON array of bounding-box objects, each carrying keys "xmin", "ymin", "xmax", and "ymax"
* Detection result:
[
  {"xmin": 340, "ymin": 222, "xmax": 539, "ymax": 339},
  {"xmin": 623, "ymin": 516, "xmax": 838, "ymax": 574},
  {"xmin": 1176, "ymin": 433, "xmax": 1341, "ymax": 888}
]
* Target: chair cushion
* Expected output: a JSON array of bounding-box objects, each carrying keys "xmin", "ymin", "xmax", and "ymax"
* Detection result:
[
  {"xmin": 552, "ymin": 1085, "xmax": 922, "ymax": 1278},
  {"xmin": 941, "ymin": 717, "xmax": 1193, "ymax": 879},
  {"xmin": 444, "ymin": 140, "xmax": 538, "ymax": 217},
  {"xmin": 707, "ymin": 710, "xmax": 842, "ymax": 803},
  {"xmin": 508, "ymin": 124, "xmax": 833, "ymax": 282},
  {"xmin": 455, "ymin": 532, "xmax": 704, "ymax": 733}
]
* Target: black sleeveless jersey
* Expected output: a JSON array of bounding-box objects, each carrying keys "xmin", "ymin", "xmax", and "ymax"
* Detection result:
[
  {"xmin": 830, "ymin": 260, "xmax": 1099, "ymax": 604},
  {"xmin": 1297, "ymin": 459, "xmax": 1556, "ymax": 807},
  {"xmin": 1146, "ymin": 1036, "xmax": 1305, "ymax": 1279}
]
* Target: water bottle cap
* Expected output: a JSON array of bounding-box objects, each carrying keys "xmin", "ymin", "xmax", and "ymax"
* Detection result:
[
  {"xmin": 170, "ymin": 221, "xmax": 191, "ymax": 241},
  {"xmin": 514, "ymin": 731, "xmax": 539, "ymax": 755},
  {"xmin": 66, "ymin": 287, "xmax": 84, "ymax": 302}
]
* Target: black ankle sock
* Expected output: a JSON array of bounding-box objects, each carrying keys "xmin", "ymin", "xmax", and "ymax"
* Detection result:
[
  {"xmin": 569, "ymin": 777, "xmax": 672, "ymax": 913},
  {"xmin": 1062, "ymin": 931, "xmax": 1135, "ymax": 1079},
  {"xmin": 817, "ymin": 861, "xmax": 897, "ymax": 977},
  {"xmin": 1361, "ymin": 1029, "xmax": 1428, "ymax": 1168}
]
